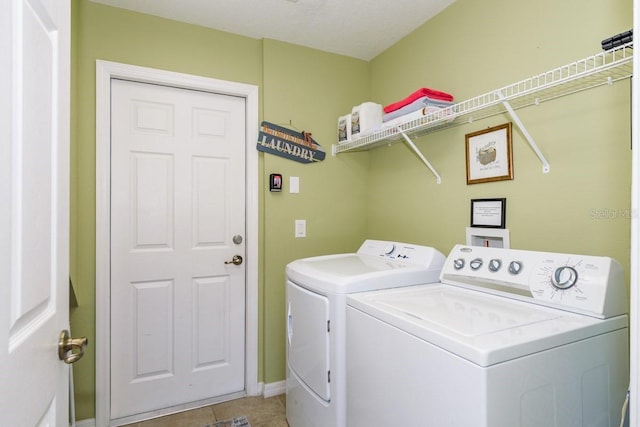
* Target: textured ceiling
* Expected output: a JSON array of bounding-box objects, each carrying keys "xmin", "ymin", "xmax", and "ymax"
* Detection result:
[{"xmin": 89, "ymin": 0, "xmax": 456, "ymax": 60}]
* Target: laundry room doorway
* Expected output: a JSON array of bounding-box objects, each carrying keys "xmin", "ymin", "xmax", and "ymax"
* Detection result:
[{"xmin": 95, "ymin": 61, "xmax": 259, "ymax": 426}]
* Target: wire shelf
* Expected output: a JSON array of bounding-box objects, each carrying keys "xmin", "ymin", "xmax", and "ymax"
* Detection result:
[{"xmin": 333, "ymin": 43, "xmax": 633, "ymax": 155}]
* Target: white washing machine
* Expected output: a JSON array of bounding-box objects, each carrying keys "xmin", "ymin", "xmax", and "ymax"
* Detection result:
[
  {"xmin": 346, "ymin": 244, "xmax": 629, "ymax": 427},
  {"xmin": 285, "ymin": 240, "xmax": 446, "ymax": 427}
]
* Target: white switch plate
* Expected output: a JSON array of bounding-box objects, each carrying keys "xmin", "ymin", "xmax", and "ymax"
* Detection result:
[
  {"xmin": 290, "ymin": 176, "xmax": 299, "ymax": 193},
  {"xmin": 295, "ymin": 219, "xmax": 306, "ymax": 238}
]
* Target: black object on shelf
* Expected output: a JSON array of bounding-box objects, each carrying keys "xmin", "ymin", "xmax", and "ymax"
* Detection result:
[{"xmin": 602, "ymin": 29, "xmax": 633, "ymax": 50}]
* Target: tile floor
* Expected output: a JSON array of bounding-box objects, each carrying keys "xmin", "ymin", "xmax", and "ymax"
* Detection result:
[{"xmin": 122, "ymin": 395, "xmax": 289, "ymax": 427}]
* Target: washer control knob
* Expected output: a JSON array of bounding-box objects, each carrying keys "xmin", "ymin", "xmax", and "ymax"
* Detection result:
[
  {"xmin": 384, "ymin": 244, "xmax": 396, "ymax": 256},
  {"xmin": 453, "ymin": 258, "xmax": 465, "ymax": 270},
  {"xmin": 551, "ymin": 266, "xmax": 578, "ymax": 290},
  {"xmin": 470, "ymin": 258, "xmax": 483, "ymax": 270},
  {"xmin": 488, "ymin": 259, "xmax": 502, "ymax": 272},
  {"xmin": 508, "ymin": 261, "xmax": 523, "ymax": 275}
]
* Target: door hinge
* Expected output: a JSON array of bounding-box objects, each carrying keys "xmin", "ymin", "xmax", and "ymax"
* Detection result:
[
  {"xmin": 327, "ymin": 320, "xmax": 330, "ymax": 332},
  {"xmin": 328, "ymin": 370, "xmax": 331, "ymax": 383}
]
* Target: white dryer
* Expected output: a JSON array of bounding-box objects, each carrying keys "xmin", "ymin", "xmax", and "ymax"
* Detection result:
[
  {"xmin": 347, "ymin": 244, "xmax": 629, "ymax": 427},
  {"xmin": 285, "ymin": 240, "xmax": 446, "ymax": 427}
]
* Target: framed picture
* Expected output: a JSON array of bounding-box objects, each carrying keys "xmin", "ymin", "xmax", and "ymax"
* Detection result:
[
  {"xmin": 465, "ymin": 123, "xmax": 513, "ymax": 185},
  {"xmin": 470, "ymin": 198, "xmax": 506, "ymax": 228}
]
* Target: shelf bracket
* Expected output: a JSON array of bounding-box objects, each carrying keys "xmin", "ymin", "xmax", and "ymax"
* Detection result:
[
  {"xmin": 496, "ymin": 90, "xmax": 550, "ymax": 173},
  {"xmin": 397, "ymin": 126, "xmax": 442, "ymax": 184}
]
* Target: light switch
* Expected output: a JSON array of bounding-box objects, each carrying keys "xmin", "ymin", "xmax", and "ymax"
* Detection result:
[
  {"xmin": 295, "ymin": 219, "xmax": 306, "ymax": 238},
  {"xmin": 290, "ymin": 176, "xmax": 299, "ymax": 193}
]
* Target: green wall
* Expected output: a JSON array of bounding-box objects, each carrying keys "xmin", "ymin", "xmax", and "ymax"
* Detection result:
[
  {"xmin": 71, "ymin": 0, "xmax": 368, "ymax": 420},
  {"xmin": 367, "ymin": 0, "xmax": 632, "ymax": 271},
  {"xmin": 71, "ymin": 0, "xmax": 632, "ymax": 421},
  {"xmin": 71, "ymin": 1, "xmax": 260, "ymax": 418},
  {"xmin": 261, "ymin": 40, "xmax": 370, "ymax": 383}
]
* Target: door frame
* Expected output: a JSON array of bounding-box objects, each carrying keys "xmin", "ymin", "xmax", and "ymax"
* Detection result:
[{"xmin": 95, "ymin": 60, "xmax": 259, "ymax": 425}]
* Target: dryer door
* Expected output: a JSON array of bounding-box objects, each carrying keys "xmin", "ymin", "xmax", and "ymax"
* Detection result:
[{"xmin": 286, "ymin": 280, "xmax": 330, "ymax": 401}]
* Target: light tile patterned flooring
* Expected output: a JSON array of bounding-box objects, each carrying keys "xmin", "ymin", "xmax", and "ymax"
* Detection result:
[{"xmin": 122, "ymin": 395, "xmax": 289, "ymax": 427}]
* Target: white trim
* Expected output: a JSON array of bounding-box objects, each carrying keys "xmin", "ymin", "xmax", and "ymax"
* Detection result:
[
  {"xmin": 73, "ymin": 419, "xmax": 96, "ymax": 427},
  {"xmin": 263, "ymin": 380, "xmax": 286, "ymax": 398},
  {"xmin": 630, "ymin": 2, "xmax": 639, "ymax": 425},
  {"xmin": 95, "ymin": 60, "xmax": 259, "ymax": 427}
]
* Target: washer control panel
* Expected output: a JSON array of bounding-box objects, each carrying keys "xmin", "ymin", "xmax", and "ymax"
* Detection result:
[
  {"xmin": 441, "ymin": 244, "xmax": 627, "ymax": 318},
  {"xmin": 357, "ymin": 239, "xmax": 446, "ymax": 267}
]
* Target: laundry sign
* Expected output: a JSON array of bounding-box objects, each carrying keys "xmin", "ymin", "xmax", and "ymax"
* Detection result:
[{"xmin": 257, "ymin": 121, "xmax": 326, "ymax": 164}]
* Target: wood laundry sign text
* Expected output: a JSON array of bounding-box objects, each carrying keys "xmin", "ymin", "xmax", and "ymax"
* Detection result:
[{"xmin": 257, "ymin": 121, "xmax": 326, "ymax": 164}]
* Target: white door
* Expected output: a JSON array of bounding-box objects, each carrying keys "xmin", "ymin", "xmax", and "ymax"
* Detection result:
[
  {"xmin": 110, "ymin": 79, "xmax": 247, "ymax": 419},
  {"xmin": 0, "ymin": 0, "xmax": 71, "ymax": 425}
]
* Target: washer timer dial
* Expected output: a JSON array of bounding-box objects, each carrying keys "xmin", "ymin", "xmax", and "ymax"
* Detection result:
[
  {"xmin": 530, "ymin": 257, "xmax": 585, "ymax": 302},
  {"xmin": 551, "ymin": 266, "xmax": 578, "ymax": 290}
]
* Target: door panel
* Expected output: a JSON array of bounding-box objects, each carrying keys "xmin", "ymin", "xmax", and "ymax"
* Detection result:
[
  {"xmin": 133, "ymin": 279, "xmax": 173, "ymax": 379},
  {"xmin": 110, "ymin": 79, "xmax": 246, "ymax": 419},
  {"xmin": 131, "ymin": 152, "xmax": 174, "ymax": 249},
  {"xmin": 0, "ymin": 0, "xmax": 70, "ymax": 425},
  {"xmin": 193, "ymin": 276, "xmax": 231, "ymax": 367},
  {"xmin": 193, "ymin": 157, "xmax": 227, "ymax": 246}
]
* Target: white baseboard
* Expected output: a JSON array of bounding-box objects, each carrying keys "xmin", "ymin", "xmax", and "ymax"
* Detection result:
[{"xmin": 263, "ymin": 380, "xmax": 286, "ymax": 398}]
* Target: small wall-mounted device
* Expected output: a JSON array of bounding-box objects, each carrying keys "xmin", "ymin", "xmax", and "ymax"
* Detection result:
[{"xmin": 270, "ymin": 173, "xmax": 283, "ymax": 192}]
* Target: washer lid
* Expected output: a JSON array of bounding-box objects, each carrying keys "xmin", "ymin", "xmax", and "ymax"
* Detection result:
[
  {"xmin": 286, "ymin": 253, "xmax": 442, "ymax": 294},
  {"xmin": 347, "ymin": 284, "xmax": 628, "ymax": 367}
]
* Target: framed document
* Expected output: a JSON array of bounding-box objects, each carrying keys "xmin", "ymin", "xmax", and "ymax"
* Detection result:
[
  {"xmin": 465, "ymin": 123, "xmax": 513, "ymax": 185},
  {"xmin": 470, "ymin": 198, "xmax": 506, "ymax": 228}
]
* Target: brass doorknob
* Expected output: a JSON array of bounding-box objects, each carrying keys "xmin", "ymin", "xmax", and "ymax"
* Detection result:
[
  {"xmin": 224, "ymin": 255, "xmax": 243, "ymax": 266},
  {"xmin": 58, "ymin": 329, "xmax": 88, "ymax": 364}
]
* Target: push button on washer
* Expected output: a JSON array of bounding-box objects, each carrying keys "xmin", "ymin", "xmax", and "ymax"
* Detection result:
[
  {"xmin": 508, "ymin": 261, "xmax": 523, "ymax": 275},
  {"xmin": 470, "ymin": 258, "xmax": 483, "ymax": 270}
]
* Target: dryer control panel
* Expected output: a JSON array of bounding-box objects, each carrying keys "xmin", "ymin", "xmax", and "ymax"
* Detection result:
[
  {"xmin": 357, "ymin": 239, "xmax": 445, "ymax": 267},
  {"xmin": 441, "ymin": 244, "xmax": 627, "ymax": 319}
]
